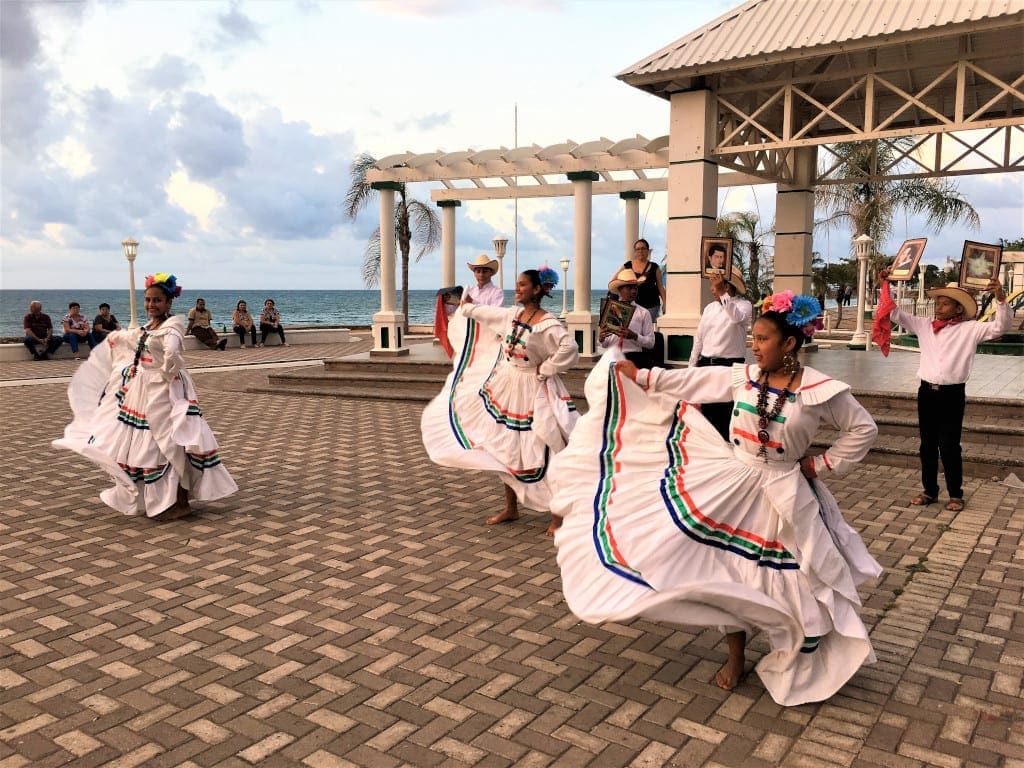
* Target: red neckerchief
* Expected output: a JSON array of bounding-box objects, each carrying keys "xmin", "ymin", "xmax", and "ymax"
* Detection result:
[{"xmin": 932, "ymin": 316, "xmax": 964, "ymax": 333}]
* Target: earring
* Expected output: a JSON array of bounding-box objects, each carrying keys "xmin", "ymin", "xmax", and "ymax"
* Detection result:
[{"xmin": 782, "ymin": 352, "xmax": 797, "ymax": 375}]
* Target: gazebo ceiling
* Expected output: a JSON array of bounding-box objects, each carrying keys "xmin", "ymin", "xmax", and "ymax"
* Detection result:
[{"xmin": 617, "ymin": 0, "xmax": 1024, "ymax": 148}]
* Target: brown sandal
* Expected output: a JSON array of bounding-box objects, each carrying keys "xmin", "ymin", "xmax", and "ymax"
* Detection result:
[
  {"xmin": 909, "ymin": 493, "xmax": 937, "ymax": 506},
  {"xmin": 945, "ymin": 498, "xmax": 964, "ymax": 512}
]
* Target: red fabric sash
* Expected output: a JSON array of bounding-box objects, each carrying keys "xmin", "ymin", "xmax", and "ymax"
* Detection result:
[
  {"xmin": 433, "ymin": 295, "xmax": 454, "ymax": 359},
  {"xmin": 871, "ymin": 280, "xmax": 896, "ymax": 356}
]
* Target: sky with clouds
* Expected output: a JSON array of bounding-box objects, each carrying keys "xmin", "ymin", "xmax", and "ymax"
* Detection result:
[{"xmin": 1, "ymin": 0, "xmax": 1021, "ymax": 292}]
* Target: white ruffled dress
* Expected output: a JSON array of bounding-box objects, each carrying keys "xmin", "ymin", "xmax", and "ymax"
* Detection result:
[
  {"xmin": 551, "ymin": 351, "xmax": 882, "ymax": 705},
  {"xmin": 421, "ymin": 305, "xmax": 579, "ymax": 511},
  {"xmin": 53, "ymin": 315, "xmax": 238, "ymax": 516}
]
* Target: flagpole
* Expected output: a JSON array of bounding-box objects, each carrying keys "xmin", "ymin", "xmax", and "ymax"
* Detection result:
[{"xmin": 513, "ymin": 103, "xmax": 519, "ymax": 279}]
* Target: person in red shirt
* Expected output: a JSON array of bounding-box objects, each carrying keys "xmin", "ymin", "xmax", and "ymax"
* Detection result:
[{"xmin": 23, "ymin": 301, "xmax": 64, "ymax": 360}]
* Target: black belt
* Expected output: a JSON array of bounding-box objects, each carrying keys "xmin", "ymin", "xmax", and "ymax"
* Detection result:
[
  {"xmin": 920, "ymin": 380, "xmax": 965, "ymax": 391},
  {"xmin": 697, "ymin": 356, "xmax": 744, "ymax": 366}
]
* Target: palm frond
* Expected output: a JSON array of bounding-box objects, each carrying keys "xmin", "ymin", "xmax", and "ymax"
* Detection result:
[
  {"xmin": 344, "ymin": 153, "xmax": 382, "ymax": 220},
  {"xmin": 406, "ymin": 200, "xmax": 442, "ymax": 261},
  {"xmin": 361, "ymin": 227, "xmax": 382, "ymax": 287}
]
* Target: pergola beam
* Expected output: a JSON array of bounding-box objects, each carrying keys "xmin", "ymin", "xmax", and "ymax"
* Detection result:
[{"xmin": 428, "ymin": 171, "xmax": 764, "ymax": 202}]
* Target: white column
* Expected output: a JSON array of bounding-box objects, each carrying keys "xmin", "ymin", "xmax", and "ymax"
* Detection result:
[
  {"xmin": 566, "ymin": 171, "xmax": 598, "ymax": 357},
  {"xmin": 437, "ymin": 200, "xmax": 460, "ymax": 289},
  {"xmin": 663, "ymin": 89, "xmax": 718, "ymax": 362},
  {"xmin": 371, "ymin": 183, "xmax": 408, "ymax": 356},
  {"xmin": 773, "ymin": 147, "xmax": 817, "ymax": 297},
  {"xmin": 621, "ymin": 191, "xmax": 643, "ymax": 263},
  {"xmin": 849, "ymin": 235, "xmax": 872, "ymax": 349}
]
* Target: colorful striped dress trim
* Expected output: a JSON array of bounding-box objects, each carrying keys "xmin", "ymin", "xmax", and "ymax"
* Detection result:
[
  {"xmin": 591, "ymin": 366, "xmax": 651, "ymax": 587},
  {"xmin": 447, "ymin": 318, "xmax": 483, "ymax": 450},
  {"xmin": 117, "ymin": 406, "xmax": 149, "ymax": 430},
  {"xmin": 118, "ymin": 462, "xmax": 169, "ymax": 484},
  {"xmin": 660, "ymin": 403, "xmax": 799, "ymax": 570},
  {"xmin": 187, "ymin": 449, "xmax": 222, "ymax": 471}
]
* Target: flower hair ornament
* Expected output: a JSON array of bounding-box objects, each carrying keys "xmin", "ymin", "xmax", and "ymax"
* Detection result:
[
  {"xmin": 144, "ymin": 272, "xmax": 182, "ymax": 298},
  {"xmin": 759, "ymin": 290, "xmax": 822, "ymax": 338},
  {"xmin": 537, "ymin": 266, "xmax": 559, "ymax": 296}
]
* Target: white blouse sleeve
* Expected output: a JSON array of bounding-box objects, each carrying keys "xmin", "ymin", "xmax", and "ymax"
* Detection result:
[
  {"xmin": 538, "ymin": 325, "xmax": 580, "ymax": 377},
  {"xmin": 160, "ymin": 330, "xmax": 185, "ymax": 380},
  {"xmin": 463, "ymin": 304, "xmax": 511, "ymax": 335},
  {"xmin": 809, "ymin": 390, "xmax": 878, "ymax": 478},
  {"xmin": 647, "ymin": 365, "xmax": 733, "ymax": 403}
]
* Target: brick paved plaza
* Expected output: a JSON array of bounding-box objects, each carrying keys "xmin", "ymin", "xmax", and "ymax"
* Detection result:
[{"xmin": 1, "ymin": 342, "xmax": 1021, "ymax": 767}]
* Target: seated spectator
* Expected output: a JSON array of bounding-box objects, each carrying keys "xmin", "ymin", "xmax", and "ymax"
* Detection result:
[
  {"xmin": 232, "ymin": 300, "xmax": 258, "ymax": 348},
  {"xmin": 62, "ymin": 302, "xmax": 97, "ymax": 360},
  {"xmin": 92, "ymin": 303, "xmax": 122, "ymax": 343},
  {"xmin": 259, "ymin": 298, "xmax": 288, "ymax": 346},
  {"xmin": 186, "ymin": 298, "xmax": 227, "ymax": 350},
  {"xmin": 23, "ymin": 301, "xmax": 63, "ymax": 360}
]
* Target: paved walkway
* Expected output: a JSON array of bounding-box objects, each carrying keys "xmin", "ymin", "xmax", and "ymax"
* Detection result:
[{"xmin": 0, "ymin": 340, "xmax": 1021, "ymax": 767}]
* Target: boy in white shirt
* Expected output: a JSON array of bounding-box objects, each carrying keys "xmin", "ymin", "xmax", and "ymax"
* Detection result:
[
  {"xmin": 688, "ymin": 269, "xmax": 753, "ymax": 440},
  {"xmin": 465, "ymin": 254, "xmax": 504, "ymax": 307},
  {"xmin": 601, "ymin": 269, "xmax": 655, "ymax": 367},
  {"xmin": 876, "ymin": 268, "xmax": 1010, "ymax": 511}
]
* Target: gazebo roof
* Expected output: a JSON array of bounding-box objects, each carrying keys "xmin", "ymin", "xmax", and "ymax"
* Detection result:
[{"xmin": 619, "ymin": 0, "xmax": 1024, "ymax": 94}]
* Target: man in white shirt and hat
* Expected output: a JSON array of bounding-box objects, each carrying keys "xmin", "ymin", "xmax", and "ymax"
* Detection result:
[
  {"xmin": 877, "ymin": 269, "xmax": 1010, "ymax": 513},
  {"xmin": 601, "ymin": 268, "xmax": 655, "ymax": 368},
  {"xmin": 688, "ymin": 269, "xmax": 753, "ymax": 440},
  {"xmin": 465, "ymin": 254, "xmax": 504, "ymax": 307}
]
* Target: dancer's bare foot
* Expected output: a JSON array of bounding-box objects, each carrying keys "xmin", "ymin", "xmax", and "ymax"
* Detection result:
[
  {"xmin": 486, "ymin": 508, "xmax": 519, "ymax": 525},
  {"xmin": 545, "ymin": 515, "xmax": 562, "ymax": 537},
  {"xmin": 488, "ymin": 485, "xmax": 519, "ymax": 525},
  {"xmin": 714, "ymin": 631, "xmax": 746, "ymax": 691}
]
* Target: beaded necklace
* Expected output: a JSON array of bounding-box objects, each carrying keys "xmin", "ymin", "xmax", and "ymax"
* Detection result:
[
  {"xmin": 505, "ymin": 307, "xmax": 538, "ymax": 361},
  {"xmin": 127, "ymin": 316, "xmax": 167, "ymax": 379},
  {"xmin": 755, "ymin": 365, "xmax": 799, "ymax": 460}
]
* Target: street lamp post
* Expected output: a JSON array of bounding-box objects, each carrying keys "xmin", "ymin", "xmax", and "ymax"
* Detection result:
[
  {"xmin": 492, "ymin": 235, "xmax": 508, "ymax": 294},
  {"xmin": 559, "ymin": 258, "xmax": 570, "ymax": 318},
  {"xmin": 849, "ymin": 234, "xmax": 872, "ymax": 349},
  {"xmin": 122, "ymin": 237, "xmax": 140, "ymax": 329}
]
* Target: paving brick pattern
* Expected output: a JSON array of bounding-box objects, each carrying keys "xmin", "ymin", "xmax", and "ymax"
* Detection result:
[{"xmin": 1, "ymin": 350, "xmax": 1021, "ymax": 767}]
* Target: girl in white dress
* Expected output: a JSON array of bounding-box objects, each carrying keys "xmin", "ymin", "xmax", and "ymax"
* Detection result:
[
  {"xmin": 54, "ymin": 273, "xmax": 238, "ymax": 519},
  {"xmin": 551, "ymin": 292, "xmax": 882, "ymax": 705},
  {"xmin": 422, "ymin": 269, "xmax": 579, "ymax": 536}
]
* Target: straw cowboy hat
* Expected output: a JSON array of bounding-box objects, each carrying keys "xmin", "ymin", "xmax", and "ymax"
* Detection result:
[
  {"xmin": 467, "ymin": 254, "xmax": 499, "ymax": 273},
  {"xmin": 724, "ymin": 268, "xmax": 746, "ymax": 296},
  {"xmin": 927, "ymin": 282, "xmax": 977, "ymax": 320},
  {"xmin": 608, "ymin": 268, "xmax": 641, "ymax": 293}
]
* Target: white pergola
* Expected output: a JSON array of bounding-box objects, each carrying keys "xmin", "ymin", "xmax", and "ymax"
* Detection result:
[{"xmin": 365, "ymin": 0, "xmax": 1023, "ymax": 360}]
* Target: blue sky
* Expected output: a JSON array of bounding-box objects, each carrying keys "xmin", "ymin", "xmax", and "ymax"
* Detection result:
[{"xmin": 1, "ymin": 0, "xmax": 1020, "ymax": 292}]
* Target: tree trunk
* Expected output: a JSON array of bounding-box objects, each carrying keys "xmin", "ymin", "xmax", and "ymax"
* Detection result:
[{"xmin": 397, "ymin": 198, "xmax": 412, "ymax": 333}]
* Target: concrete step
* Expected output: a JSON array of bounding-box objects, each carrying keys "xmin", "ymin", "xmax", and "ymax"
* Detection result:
[
  {"xmin": 854, "ymin": 391, "xmax": 1018, "ymax": 421},
  {"xmin": 810, "ymin": 432, "xmax": 1022, "ymax": 480}
]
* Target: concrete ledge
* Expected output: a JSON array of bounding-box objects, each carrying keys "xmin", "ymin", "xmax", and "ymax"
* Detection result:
[{"xmin": 0, "ymin": 327, "xmax": 351, "ymax": 362}]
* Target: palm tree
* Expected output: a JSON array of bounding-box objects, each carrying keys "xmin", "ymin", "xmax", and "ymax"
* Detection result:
[
  {"xmin": 344, "ymin": 153, "xmax": 442, "ymax": 330},
  {"xmin": 716, "ymin": 211, "xmax": 772, "ymax": 301},
  {"xmin": 816, "ymin": 140, "xmax": 981, "ymax": 253}
]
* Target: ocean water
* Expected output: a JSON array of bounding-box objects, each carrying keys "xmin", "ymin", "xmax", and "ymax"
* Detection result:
[{"xmin": 0, "ymin": 289, "xmax": 599, "ymax": 337}]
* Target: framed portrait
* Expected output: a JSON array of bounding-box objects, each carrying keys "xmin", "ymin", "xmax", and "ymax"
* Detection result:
[
  {"xmin": 889, "ymin": 238, "xmax": 927, "ymax": 281},
  {"xmin": 959, "ymin": 241, "xmax": 1002, "ymax": 290},
  {"xmin": 599, "ymin": 297, "xmax": 636, "ymax": 334},
  {"xmin": 701, "ymin": 236, "xmax": 733, "ymax": 278}
]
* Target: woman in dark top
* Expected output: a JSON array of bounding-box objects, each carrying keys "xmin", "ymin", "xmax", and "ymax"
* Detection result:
[{"xmin": 622, "ymin": 239, "xmax": 666, "ymax": 321}]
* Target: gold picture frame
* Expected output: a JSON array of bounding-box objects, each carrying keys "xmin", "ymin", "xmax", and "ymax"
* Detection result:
[
  {"xmin": 889, "ymin": 238, "xmax": 927, "ymax": 281},
  {"xmin": 701, "ymin": 236, "xmax": 733, "ymax": 278},
  {"xmin": 599, "ymin": 297, "xmax": 636, "ymax": 334},
  {"xmin": 959, "ymin": 241, "xmax": 1002, "ymax": 290}
]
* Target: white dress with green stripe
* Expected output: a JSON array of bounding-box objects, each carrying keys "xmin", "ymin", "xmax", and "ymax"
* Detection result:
[
  {"xmin": 421, "ymin": 305, "xmax": 579, "ymax": 511},
  {"xmin": 54, "ymin": 315, "xmax": 237, "ymax": 516},
  {"xmin": 551, "ymin": 351, "xmax": 881, "ymax": 705}
]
